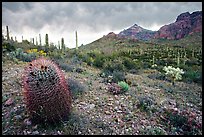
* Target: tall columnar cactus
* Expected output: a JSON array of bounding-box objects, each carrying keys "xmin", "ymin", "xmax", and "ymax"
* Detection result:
[
  {"xmin": 192, "ymin": 49, "xmax": 194, "ymax": 58},
  {"xmin": 75, "ymin": 31, "xmax": 78, "ymax": 50},
  {"xmin": 6, "ymin": 26, "xmax": 10, "ymax": 40},
  {"xmin": 183, "ymin": 51, "xmax": 187, "ymax": 65},
  {"xmin": 152, "ymin": 54, "xmax": 155, "ymax": 65},
  {"xmin": 32, "ymin": 38, "xmax": 35, "ymax": 45},
  {"xmin": 58, "ymin": 41, "xmax": 60, "ymax": 50},
  {"xmin": 22, "ymin": 36, "xmax": 23, "ymax": 42},
  {"xmin": 61, "ymin": 37, "xmax": 65, "ymax": 52},
  {"xmin": 36, "ymin": 37, "xmax": 38, "ymax": 46},
  {"xmin": 45, "ymin": 34, "xmax": 49, "ymax": 48},
  {"xmin": 22, "ymin": 58, "xmax": 72, "ymax": 124},
  {"xmin": 177, "ymin": 51, "xmax": 180, "ymax": 67},
  {"xmin": 39, "ymin": 34, "xmax": 42, "ymax": 46}
]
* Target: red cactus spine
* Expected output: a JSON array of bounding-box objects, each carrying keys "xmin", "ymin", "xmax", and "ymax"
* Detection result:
[{"xmin": 22, "ymin": 57, "xmax": 71, "ymax": 124}]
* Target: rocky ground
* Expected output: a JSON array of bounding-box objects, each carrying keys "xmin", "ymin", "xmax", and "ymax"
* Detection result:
[{"xmin": 2, "ymin": 60, "xmax": 202, "ymax": 135}]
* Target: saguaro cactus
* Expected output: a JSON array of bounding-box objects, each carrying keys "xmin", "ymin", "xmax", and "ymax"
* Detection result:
[
  {"xmin": 22, "ymin": 57, "xmax": 72, "ymax": 124},
  {"xmin": 36, "ymin": 37, "xmax": 38, "ymax": 46},
  {"xmin": 6, "ymin": 26, "xmax": 10, "ymax": 40},
  {"xmin": 32, "ymin": 38, "xmax": 35, "ymax": 45},
  {"xmin": 76, "ymin": 31, "xmax": 78, "ymax": 50},
  {"xmin": 58, "ymin": 41, "xmax": 60, "ymax": 50},
  {"xmin": 61, "ymin": 37, "xmax": 65, "ymax": 52},
  {"xmin": 39, "ymin": 34, "xmax": 42, "ymax": 46},
  {"xmin": 45, "ymin": 34, "xmax": 49, "ymax": 48},
  {"xmin": 15, "ymin": 36, "xmax": 17, "ymax": 42},
  {"xmin": 177, "ymin": 51, "xmax": 180, "ymax": 67}
]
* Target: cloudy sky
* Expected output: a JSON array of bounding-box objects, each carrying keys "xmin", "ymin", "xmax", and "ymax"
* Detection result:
[{"xmin": 2, "ymin": 2, "xmax": 202, "ymax": 49}]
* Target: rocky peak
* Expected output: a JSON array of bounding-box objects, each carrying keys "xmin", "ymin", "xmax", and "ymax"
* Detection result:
[
  {"xmin": 155, "ymin": 10, "xmax": 202, "ymax": 40},
  {"xmin": 176, "ymin": 12, "xmax": 191, "ymax": 22}
]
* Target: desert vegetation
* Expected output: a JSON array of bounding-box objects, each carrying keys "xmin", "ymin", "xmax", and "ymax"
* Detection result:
[{"xmin": 2, "ymin": 26, "xmax": 202, "ymax": 135}]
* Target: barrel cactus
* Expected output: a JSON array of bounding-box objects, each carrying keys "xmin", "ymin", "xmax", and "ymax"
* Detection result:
[{"xmin": 22, "ymin": 57, "xmax": 71, "ymax": 124}]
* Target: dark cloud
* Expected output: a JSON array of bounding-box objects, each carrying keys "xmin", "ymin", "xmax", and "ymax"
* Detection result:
[{"xmin": 2, "ymin": 2, "xmax": 202, "ymax": 47}]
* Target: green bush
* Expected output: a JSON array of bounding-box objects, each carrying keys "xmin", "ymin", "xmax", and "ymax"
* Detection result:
[
  {"xmin": 2, "ymin": 41, "xmax": 16, "ymax": 52},
  {"xmin": 183, "ymin": 70, "xmax": 202, "ymax": 84},
  {"xmin": 112, "ymin": 70, "xmax": 126, "ymax": 83},
  {"xmin": 93, "ymin": 54, "xmax": 105, "ymax": 68},
  {"xmin": 103, "ymin": 59, "xmax": 125, "ymax": 73},
  {"xmin": 122, "ymin": 57, "xmax": 137, "ymax": 70}
]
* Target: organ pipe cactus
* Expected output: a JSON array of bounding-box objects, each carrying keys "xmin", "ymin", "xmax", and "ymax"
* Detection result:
[{"xmin": 22, "ymin": 57, "xmax": 72, "ymax": 124}]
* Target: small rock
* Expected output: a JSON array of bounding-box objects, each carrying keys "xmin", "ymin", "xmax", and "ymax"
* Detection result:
[
  {"xmin": 32, "ymin": 125, "xmax": 38, "ymax": 130},
  {"xmin": 57, "ymin": 131, "xmax": 62, "ymax": 135},
  {"xmin": 14, "ymin": 115, "xmax": 22, "ymax": 120},
  {"xmin": 105, "ymin": 111, "xmax": 111, "ymax": 115},
  {"xmin": 89, "ymin": 104, "xmax": 95, "ymax": 110},
  {"xmin": 4, "ymin": 98, "xmax": 14, "ymax": 106},
  {"xmin": 107, "ymin": 103, "xmax": 112, "ymax": 106},
  {"xmin": 80, "ymin": 102, "xmax": 86, "ymax": 105},
  {"xmin": 117, "ymin": 110, "xmax": 123, "ymax": 113},
  {"xmin": 24, "ymin": 118, "xmax": 32, "ymax": 126},
  {"xmin": 33, "ymin": 131, "xmax": 39, "ymax": 135}
]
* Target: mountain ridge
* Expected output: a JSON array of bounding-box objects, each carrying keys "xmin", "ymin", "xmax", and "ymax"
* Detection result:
[{"xmin": 107, "ymin": 11, "xmax": 202, "ymax": 41}]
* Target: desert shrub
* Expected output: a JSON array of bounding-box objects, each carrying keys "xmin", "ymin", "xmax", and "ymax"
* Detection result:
[
  {"xmin": 183, "ymin": 70, "xmax": 202, "ymax": 84},
  {"xmin": 67, "ymin": 78, "xmax": 86, "ymax": 99},
  {"xmin": 2, "ymin": 41, "xmax": 16, "ymax": 52},
  {"xmin": 9, "ymin": 48, "xmax": 37, "ymax": 62},
  {"xmin": 58, "ymin": 62, "xmax": 75, "ymax": 72},
  {"xmin": 103, "ymin": 59, "xmax": 125, "ymax": 73},
  {"xmin": 93, "ymin": 54, "xmax": 105, "ymax": 68},
  {"xmin": 49, "ymin": 51, "xmax": 64, "ymax": 60},
  {"xmin": 81, "ymin": 54, "xmax": 94, "ymax": 66},
  {"xmin": 112, "ymin": 70, "xmax": 126, "ymax": 83},
  {"xmin": 147, "ymin": 72, "xmax": 166, "ymax": 81},
  {"xmin": 137, "ymin": 96, "xmax": 156, "ymax": 112},
  {"xmin": 122, "ymin": 57, "xmax": 138, "ymax": 70},
  {"xmin": 75, "ymin": 68, "xmax": 84, "ymax": 73},
  {"xmin": 140, "ymin": 126, "xmax": 167, "ymax": 135},
  {"xmin": 118, "ymin": 81, "xmax": 129, "ymax": 92},
  {"xmin": 162, "ymin": 108, "xmax": 202, "ymax": 135},
  {"xmin": 70, "ymin": 55, "xmax": 82, "ymax": 65},
  {"xmin": 129, "ymin": 69, "xmax": 139, "ymax": 74}
]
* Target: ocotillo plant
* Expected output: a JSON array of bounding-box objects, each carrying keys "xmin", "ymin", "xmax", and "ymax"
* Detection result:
[
  {"xmin": 6, "ymin": 26, "xmax": 10, "ymax": 40},
  {"xmin": 76, "ymin": 31, "xmax": 78, "ymax": 50},
  {"xmin": 22, "ymin": 57, "xmax": 72, "ymax": 124},
  {"xmin": 45, "ymin": 34, "xmax": 49, "ymax": 48}
]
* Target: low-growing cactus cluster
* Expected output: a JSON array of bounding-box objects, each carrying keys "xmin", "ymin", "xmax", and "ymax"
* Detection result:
[{"xmin": 22, "ymin": 57, "xmax": 72, "ymax": 124}]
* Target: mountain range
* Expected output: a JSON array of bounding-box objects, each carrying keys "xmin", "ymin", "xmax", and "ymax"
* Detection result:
[{"xmin": 106, "ymin": 11, "xmax": 202, "ymax": 41}]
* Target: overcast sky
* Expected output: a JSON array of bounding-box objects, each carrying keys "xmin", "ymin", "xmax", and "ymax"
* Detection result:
[{"xmin": 2, "ymin": 2, "xmax": 202, "ymax": 48}]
